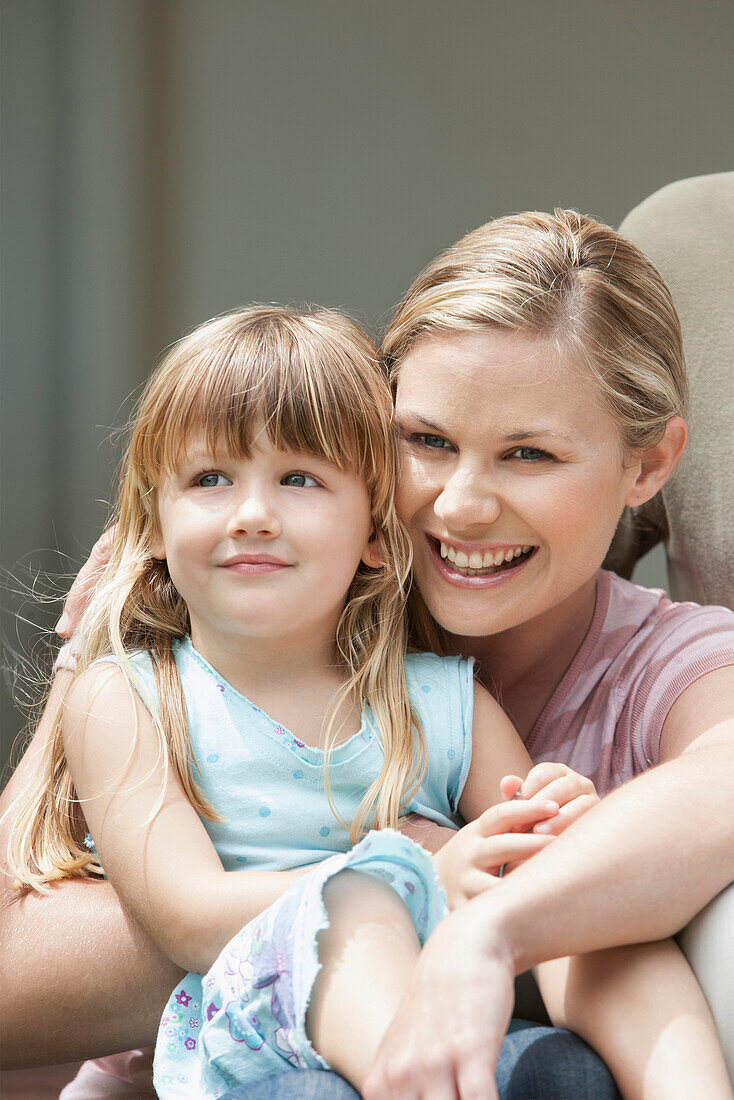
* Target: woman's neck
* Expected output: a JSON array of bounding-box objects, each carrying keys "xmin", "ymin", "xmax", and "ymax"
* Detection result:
[{"xmin": 449, "ymin": 575, "xmax": 598, "ymax": 741}]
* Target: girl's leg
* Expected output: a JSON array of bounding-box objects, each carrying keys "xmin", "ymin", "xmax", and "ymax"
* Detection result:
[
  {"xmin": 537, "ymin": 939, "xmax": 732, "ymax": 1099},
  {"xmin": 306, "ymin": 871, "xmax": 422, "ymax": 1092}
]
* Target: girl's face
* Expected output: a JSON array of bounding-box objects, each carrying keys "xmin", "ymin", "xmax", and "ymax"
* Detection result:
[
  {"xmin": 394, "ymin": 329, "xmax": 644, "ymax": 640},
  {"xmin": 153, "ymin": 427, "xmax": 379, "ymax": 659}
]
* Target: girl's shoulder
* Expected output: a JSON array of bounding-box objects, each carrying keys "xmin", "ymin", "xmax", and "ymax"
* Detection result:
[
  {"xmin": 404, "ymin": 651, "xmax": 475, "ymax": 730},
  {"xmin": 404, "ymin": 650, "xmax": 474, "ymax": 691}
]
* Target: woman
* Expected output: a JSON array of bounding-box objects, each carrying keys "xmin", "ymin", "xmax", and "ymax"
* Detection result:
[{"xmin": 3, "ymin": 211, "xmax": 734, "ymax": 1098}]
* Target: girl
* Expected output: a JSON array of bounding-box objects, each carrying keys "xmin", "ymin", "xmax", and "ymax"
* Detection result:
[
  {"xmin": 6, "ymin": 303, "xmax": 730, "ymax": 1098},
  {"xmin": 7, "ymin": 305, "xmax": 595, "ymax": 1097}
]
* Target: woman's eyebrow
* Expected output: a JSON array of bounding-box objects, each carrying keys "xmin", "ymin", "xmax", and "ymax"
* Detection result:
[
  {"xmin": 396, "ymin": 413, "xmax": 448, "ymax": 434},
  {"xmin": 504, "ymin": 428, "xmax": 575, "ymax": 443}
]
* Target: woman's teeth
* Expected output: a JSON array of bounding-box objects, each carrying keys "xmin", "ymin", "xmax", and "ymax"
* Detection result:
[{"xmin": 439, "ymin": 542, "xmax": 533, "ymax": 575}]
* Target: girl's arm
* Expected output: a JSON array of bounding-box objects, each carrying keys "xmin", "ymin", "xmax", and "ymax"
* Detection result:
[
  {"xmin": 433, "ymin": 683, "xmax": 598, "ymax": 907},
  {"xmin": 62, "ymin": 663, "xmax": 313, "ymax": 975},
  {"xmin": 363, "ymin": 666, "xmax": 734, "ymax": 1099}
]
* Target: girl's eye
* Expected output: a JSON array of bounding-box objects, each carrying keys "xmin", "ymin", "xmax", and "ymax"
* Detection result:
[
  {"xmin": 509, "ymin": 447, "xmax": 552, "ymax": 463},
  {"xmin": 282, "ymin": 472, "xmax": 319, "ymax": 488},
  {"xmin": 413, "ymin": 433, "xmax": 453, "ymax": 451},
  {"xmin": 196, "ymin": 472, "xmax": 232, "ymax": 488}
]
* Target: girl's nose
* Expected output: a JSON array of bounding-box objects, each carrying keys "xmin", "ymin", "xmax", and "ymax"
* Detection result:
[
  {"xmin": 227, "ymin": 495, "xmax": 282, "ymax": 539},
  {"xmin": 433, "ymin": 468, "xmax": 502, "ymax": 532}
]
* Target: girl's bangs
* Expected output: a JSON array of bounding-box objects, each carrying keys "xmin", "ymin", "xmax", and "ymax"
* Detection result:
[{"xmin": 139, "ymin": 316, "xmax": 388, "ymax": 485}]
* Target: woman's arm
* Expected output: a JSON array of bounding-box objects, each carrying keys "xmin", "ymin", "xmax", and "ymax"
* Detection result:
[
  {"xmin": 0, "ymin": 673, "xmax": 183, "ymax": 1068},
  {"xmin": 62, "ymin": 664, "xmax": 313, "ymax": 975},
  {"xmin": 363, "ymin": 667, "xmax": 734, "ymax": 1098}
]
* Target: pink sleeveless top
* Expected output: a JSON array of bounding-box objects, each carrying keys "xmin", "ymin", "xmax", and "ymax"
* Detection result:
[{"xmin": 525, "ymin": 570, "xmax": 734, "ymax": 796}]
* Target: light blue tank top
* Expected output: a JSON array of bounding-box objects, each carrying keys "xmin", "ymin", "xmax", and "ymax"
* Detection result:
[{"xmin": 116, "ymin": 638, "xmax": 474, "ymax": 871}]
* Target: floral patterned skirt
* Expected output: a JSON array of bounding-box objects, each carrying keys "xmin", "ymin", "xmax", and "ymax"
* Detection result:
[{"xmin": 153, "ymin": 830, "xmax": 448, "ymax": 1098}]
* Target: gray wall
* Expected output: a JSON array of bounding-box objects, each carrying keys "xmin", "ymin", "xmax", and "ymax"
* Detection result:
[{"xmin": 3, "ymin": 0, "xmax": 733, "ymax": 769}]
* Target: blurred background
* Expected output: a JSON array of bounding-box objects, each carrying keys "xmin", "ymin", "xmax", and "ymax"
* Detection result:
[{"xmin": 2, "ymin": 0, "xmax": 733, "ymax": 771}]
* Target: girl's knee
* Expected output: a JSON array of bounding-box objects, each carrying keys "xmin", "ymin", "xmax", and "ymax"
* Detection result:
[{"xmin": 321, "ymin": 869, "xmax": 419, "ymax": 943}]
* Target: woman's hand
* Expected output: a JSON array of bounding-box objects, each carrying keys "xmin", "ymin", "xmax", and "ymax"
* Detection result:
[
  {"xmin": 433, "ymin": 797, "xmax": 559, "ymax": 909},
  {"xmin": 363, "ymin": 898, "xmax": 514, "ymax": 1100},
  {"xmin": 502, "ymin": 762, "xmax": 599, "ymax": 836},
  {"xmin": 56, "ymin": 526, "xmax": 115, "ymax": 637}
]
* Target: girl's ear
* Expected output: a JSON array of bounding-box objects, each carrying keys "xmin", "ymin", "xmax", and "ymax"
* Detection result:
[
  {"xmin": 150, "ymin": 524, "xmax": 166, "ymax": 561},
  {"xmin": 361, "ymin": 529, "xmax": 386, "ymax": 569},
  {"xmin": 625, "ymin": 416, "xmax": 688, "ymax": 508}
]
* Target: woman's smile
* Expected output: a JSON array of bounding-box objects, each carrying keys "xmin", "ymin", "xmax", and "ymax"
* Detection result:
[{"xmin": 427, "ymin": 535, "xmax": 537, "ymax": 584}]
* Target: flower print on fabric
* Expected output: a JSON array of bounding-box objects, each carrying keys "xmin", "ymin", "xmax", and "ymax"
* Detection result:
[{"xmin": 211, "ymin": 887, "xmax": 304, "ymax": 1067}]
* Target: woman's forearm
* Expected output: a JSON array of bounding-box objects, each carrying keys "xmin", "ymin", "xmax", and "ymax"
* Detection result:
[
  {"xmin": 0, "ymin": 878, "xmax": 182, "ymax": 1068},
  {"xmin": 477, "ymin": 742, "xmax": 734, "ymax": 972}
]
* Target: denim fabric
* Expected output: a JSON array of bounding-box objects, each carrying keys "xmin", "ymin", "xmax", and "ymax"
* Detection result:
[{"xmin": 220, "ymin": 1019, "xmax": 620, "ymax": 1099}]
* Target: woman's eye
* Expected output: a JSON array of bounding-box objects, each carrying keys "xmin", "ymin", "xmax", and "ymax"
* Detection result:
[
  {"xmin": 196, "ymin": 472, "xmax": 231, "ymax": 488},
  {"xmin": 282, "ymin": 472, "xmax": 319, "ymax": 488},
  {"xmin": 509, "ymin": 447, "xmax": 551, "ymax": 462},
  {"xmin": 413, "ymin": 433, "xmax": 453, "ymax": 450}
]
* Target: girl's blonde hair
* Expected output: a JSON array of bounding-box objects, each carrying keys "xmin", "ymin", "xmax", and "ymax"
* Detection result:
[
  {"xmin": 10, "ymin": 306, "xmax": 423, "ymax": 890},
  {"xmin": 382, "ymin": 208, "xmax": 689, "ymax": 650}
]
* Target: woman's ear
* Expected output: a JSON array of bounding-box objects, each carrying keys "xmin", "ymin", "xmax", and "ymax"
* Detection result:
[{"xmin": 625, "ymin": 416, "xmax": 688, "ymax": 508}]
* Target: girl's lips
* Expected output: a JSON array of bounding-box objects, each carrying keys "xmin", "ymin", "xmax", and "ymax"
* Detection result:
[
  {"xmin": 425, "ymin": 535, "xmax": 536, "ymax": 589},
  {"xmin": 223, "ymin": 562, "xmax": 289, "ymax": 574},
  {"xmin": 221, "ymin": 556, "xmax": 292, "ymax": 575}
]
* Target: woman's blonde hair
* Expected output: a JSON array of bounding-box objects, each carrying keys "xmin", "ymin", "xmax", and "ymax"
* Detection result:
[
  {"xmin": 10, "ymin": 306, "xmax": 423, "ymax": 890},
  {"xmin": 383, "ymin": 208, "xmax": 689, "ymax": 450},
  {"xmin": 382, "ymin": 208, "xmax": 689, "ymax": 650}
]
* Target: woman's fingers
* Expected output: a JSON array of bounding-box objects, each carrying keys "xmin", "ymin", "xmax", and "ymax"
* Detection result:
[
  {"xmin": 56, "ymin": 526, "xmax": 116, "ymax": 637},
  {"xmin": 525, "ymin": 772, "xmax": 596, "ymax": 813},
  {"xmin": 499, "ymin": 774, "xmax": 523, "ymax": 801},
  {"xmin": 515, "ymin": 762, "xmax": 572, "ymax": 800}
]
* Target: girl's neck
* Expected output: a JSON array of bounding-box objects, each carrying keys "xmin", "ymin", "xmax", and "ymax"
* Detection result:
[
  {"xmin": 449, "ymin": 575, "xmax": 598, "ymax": 741},
  {"xmin": 189, "ymin": 624, "xmax": 359, "ymax": 751},
  {"xmin": 189, "ymin": 623, "xmax": 342, "ymax": 700}
]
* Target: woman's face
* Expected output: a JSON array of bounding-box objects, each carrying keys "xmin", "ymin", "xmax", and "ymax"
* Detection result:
[{"xmin": 394, "ymin": 329, "xmax": 642, "ymax": 639}]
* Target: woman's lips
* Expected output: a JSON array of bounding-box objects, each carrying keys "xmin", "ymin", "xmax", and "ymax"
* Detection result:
[{"xmin": 425, "ymin": 536, "xmax": 536, "ymax": 588}]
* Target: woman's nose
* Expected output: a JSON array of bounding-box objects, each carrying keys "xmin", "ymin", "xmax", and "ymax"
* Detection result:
[
  {"xmin": 227, "ymin": 494, "xmax": 282, "ymax": 538},
  {"xmin": 433, "ymin": 468, "xmax": 502, "ymax": 532}
]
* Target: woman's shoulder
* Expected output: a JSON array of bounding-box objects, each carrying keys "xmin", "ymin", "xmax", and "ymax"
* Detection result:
[{"xmin": 601, "ymin": 569, "xmax": 734, "ymax": 644}]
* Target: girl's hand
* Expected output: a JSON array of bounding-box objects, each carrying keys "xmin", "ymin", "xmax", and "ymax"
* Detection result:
[
  {"xmin": 433, "ymin": 797, "xmax": 559, "ymax": 909},
  {"xmin": 501, "ymin": 762, "xmax": 599, "ymax": 836},
  {"xmin": 56, "ymin": 527, "xmax": 116, "ymax": 637}
]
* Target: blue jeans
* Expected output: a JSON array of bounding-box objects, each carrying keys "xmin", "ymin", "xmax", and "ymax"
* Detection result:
[{"xmin": 221, "ymin": 1019, "xmax": 620, "ymax": 1099}]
